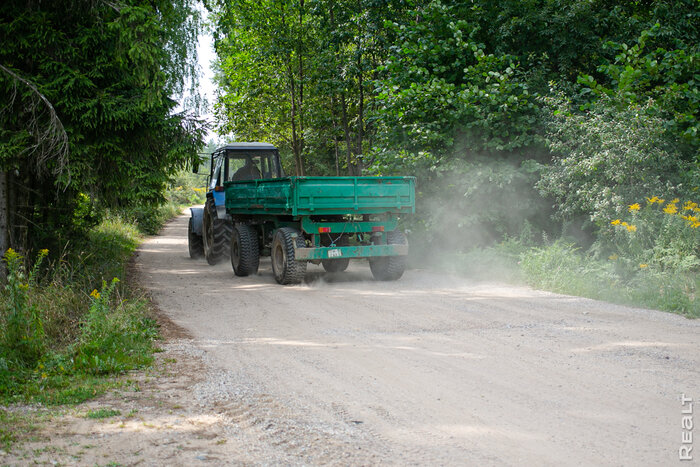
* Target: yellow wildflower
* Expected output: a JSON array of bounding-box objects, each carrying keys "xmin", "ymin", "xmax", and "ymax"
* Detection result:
[
  {"xmin": 41, "ymin": 373, "xmax": 47, "ymax": 379},
  {"xmin": 608, "ymin": 254, "xmax": 619, "ymax": 261},
  {"xmin": 670, "ymin": 198, "xmax": 679, "ymax": 204},
  {"xmin": 639, "ymin": 263, "xmax": 648, "ymax": 269},
  {"xmin": 663, "ymin": 204, "xmax": 678, "ymax": 214},
  {"xmin": 628, "ymin": 203, "xmax": 640, "ymax": 212},
  {"xmin": 658, "ymin": 198, "xmax": 665, "ymax": 204},
  {"xmin": 621, "ymin": 221, "xmax": 629, "ymax": 226},
  {"xmin": 611, "ymin": 219, "xmax": 621, "ymax": 225},
  {"xmin": 90, "ymin": 289, "xmax": 100, "ymax": 299},
  {"xmin": 39, "ymin": 248, "xmax": 49, "ymax": 255},
  {"xmin": 683, "ymin": 201, "xmax": 698, "ymax": 211},
  {"xmin": 626, "ymin": 224, "xmax": 637, "ymax": 232},
  {"xmin": 646, "ymin": 196, "xmax": 658, "ymax": 204},
  {"xmin": 692, "ymin": 222, "xmax": 700, "ymax": 229}
]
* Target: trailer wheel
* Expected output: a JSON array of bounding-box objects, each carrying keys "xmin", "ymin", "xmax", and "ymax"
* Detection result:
[
  {"xmin": 203, "ymin": 198, "xmax": 232, "ymax": 265},
  {"xmin": 321, "ymin": 235, "xmax": 349, "ymax": 272},
  {"xmin": 188, "ymin": 217, "xmax": 204, "ymax": 259},
  {"xmin": 322, "ymin": 259, "xmax": 350, "ymax": 273},
  {"xmin": 271, "ymin": 227, "xmax": 307, "ymax": 285},
  {"xmin": 369, "ymin": 230, "xmax": 408, "ymax": 281},
  {"xmin": 231, "ymin": 224, "xmax": 260, "ymax": 276}
]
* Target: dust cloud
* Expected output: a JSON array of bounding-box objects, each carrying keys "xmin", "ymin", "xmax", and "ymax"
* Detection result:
[{"xmin": 402, "ymin": 156, "xmax": 553, "ymax": 282}]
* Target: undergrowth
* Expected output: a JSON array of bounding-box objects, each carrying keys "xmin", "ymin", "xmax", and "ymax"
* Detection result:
[
  {"xmin": 0, "ymin": 170, "xmax": 204, "ymax": 449},
  {"xmin": 443, "ymin": 196, "xmax": 699, "ymax": 318}
]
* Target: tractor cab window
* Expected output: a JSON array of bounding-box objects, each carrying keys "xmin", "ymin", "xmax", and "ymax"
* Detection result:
[
  {"xmin": 208, "ymin": 151, "xmax": 226, "ymax": 190},
  {"xmin": 225, "ymin": 150, "xmax": 283, "ymax": 181}
]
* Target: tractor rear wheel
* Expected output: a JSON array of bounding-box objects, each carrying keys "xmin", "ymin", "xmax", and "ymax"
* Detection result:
[
  {"xmin": 231, "ymin": 224, "xmax": 260, "ymax": 276},
  {"xmin": 203, "ymin": 198, "xmax": 232, "ymax": 265},
  {"xmin": 271, "ymin": 227, "xmax": 307, "ymax": 285},
  {"xmin": 188, "ymin": 217, "xmax": 204, "ymax": 259},
  {"xmin": 369, "ymin": 230, "xmax": 408, "ymax": 281}
]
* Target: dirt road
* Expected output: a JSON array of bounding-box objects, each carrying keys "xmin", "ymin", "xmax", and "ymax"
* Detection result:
[{"xmin": 126, "ymin": 213, "xmax": 700, "ymax": 465}]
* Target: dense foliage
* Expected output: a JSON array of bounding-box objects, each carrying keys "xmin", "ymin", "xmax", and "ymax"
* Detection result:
[
  {"xmin": 212, "ymin": 0, "xmax": 698, "ymax": 312},
  {"xmin": 0, "ymin": 0, "xmax": 205, "ymax": 254},
  {"xmin": 212, "ymin": 0, "xmax": 697, "ymax": 232}
]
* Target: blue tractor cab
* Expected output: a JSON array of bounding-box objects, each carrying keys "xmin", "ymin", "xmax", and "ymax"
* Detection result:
[{"xmin": 188, "ymin": 143, "xmax": 283, "ymax": 264}]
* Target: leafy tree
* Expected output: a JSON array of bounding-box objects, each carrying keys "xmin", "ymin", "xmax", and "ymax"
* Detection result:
[{"xmin": 212, "ymin": 0, "xmax": 311, "ymax": 175}]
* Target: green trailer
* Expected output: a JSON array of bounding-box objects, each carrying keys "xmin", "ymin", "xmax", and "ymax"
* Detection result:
[{"xmin": 224, "ymin": 175, "xmax": 415, "ymax": 284}]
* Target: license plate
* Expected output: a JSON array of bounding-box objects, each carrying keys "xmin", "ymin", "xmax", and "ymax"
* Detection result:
[{"xmin": 327, "ymin": 249, "xmax": 342, "ymax": 258}]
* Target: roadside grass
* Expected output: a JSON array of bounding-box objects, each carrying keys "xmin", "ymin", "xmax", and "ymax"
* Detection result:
[
  {"xmin": 0, "ymin": 409, "xmax": 37, "ymax": 451},
  {"xmin": 427, "ymin": 196, "xmax": 699, "ymax": 318},
  {"xmin": 519, "ymin": 241, "xmax": 699, "ymax": 318},
  {"xmin": 0, "ymin": 170, "xmax": 205, "ymax": 450},
  {"xmin": 84, "ymin": 408, "xmax": 121, "ymax": 419},
  {"xmin": 438, "ymin": 239, "xmax": 698, "ymax": 318}
]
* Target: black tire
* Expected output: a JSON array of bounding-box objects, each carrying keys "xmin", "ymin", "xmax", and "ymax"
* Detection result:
[
  {"xmin": 188, "ymin": 217, "xmax": 204, "ymax": 259},
  {"xmin": 369, "ymin": 230, "xmax": 408, "ymax": 281},
  {"xmin": 203, "ymin": 198, "xmax": 232, "ymax": 265},
  {"xmin": 231, "ymin": 224, "xmax": 260, "ymax": 276},
  {"xmin": 322, "ymin": 258, "xmax": 350, "ymax": 273},
  {"xmin": 271, "ymin": 227, "xmax": 307, "ymax": 285},
  {"xmin": 321, "ymin": 234, "xmax": 350, "ymax": 273}
]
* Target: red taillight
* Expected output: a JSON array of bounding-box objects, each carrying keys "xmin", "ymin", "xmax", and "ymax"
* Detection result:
[
  {"xmin": 318, "ymin": 227, "xmax": 331, "ymax": 233},
  {"xmin": 372, "ymin": 226, "xmax": 385, "ymax": 232},
  {"xmin": 214, "ymin": 186, "xmax": 224, "ymax": 192}
]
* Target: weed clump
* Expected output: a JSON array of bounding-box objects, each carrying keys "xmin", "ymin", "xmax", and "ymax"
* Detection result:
[{"xmin": 0, "ymin": 248, "xmax": 157, "ymax": 404}]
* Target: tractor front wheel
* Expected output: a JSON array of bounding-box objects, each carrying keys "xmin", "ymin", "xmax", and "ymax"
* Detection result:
[
  {"xmin": 202, "ymin": 199, "xmax": 232, "ymax": 265},
  {"xmin": 188, "ymin": 217, "xmax": 204, "ymax": 259}
]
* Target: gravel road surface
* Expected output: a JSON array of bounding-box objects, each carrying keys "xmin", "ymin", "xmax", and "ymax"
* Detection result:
[{"xmin": 134, "ymin": 213, "xmax": 700, "ymax": 466}]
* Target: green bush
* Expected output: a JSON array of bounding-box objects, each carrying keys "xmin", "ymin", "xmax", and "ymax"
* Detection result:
[
  {"xmin": 0, "ymin": 169, "xmax": 206, "ymax": 407},
  {"xmin": 453, "ymin": 194, "xmax": 700, "ymax": 317},
  {"xmin": 538, "ymin": 96, "xmax": 697, "ymax": 226},
  {"xmin": 117, "ymin": 170, "xmax": 206, "ymax": 235}
]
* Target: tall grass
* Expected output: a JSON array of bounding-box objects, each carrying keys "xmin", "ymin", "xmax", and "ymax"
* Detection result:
[{"xmin": 0, "ymin": 224, "xmax": 154, "ymax": 404}]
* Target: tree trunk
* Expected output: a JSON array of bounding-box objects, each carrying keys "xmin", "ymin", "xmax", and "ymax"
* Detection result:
[
  {"xmin": 355, "ymin": 3, "xmax": 364, "ymax": 175},
  {"xmin": 0, "ymin": 172, "xmax": 9, "ymax": 279},
  {"xmin": 289, "ymin": 70, "xmax": 301, "ymax": 176},
  {"xmin": 297, "ymin": 0, "xmax": 305, "ymax": 176},
  {"xmin": 340, "ymin": 92, "xmax": 356, "ymax": 176},
  {"xmin": 356, "ymin": 54, "xmax": 364, "ymax": 175}
]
